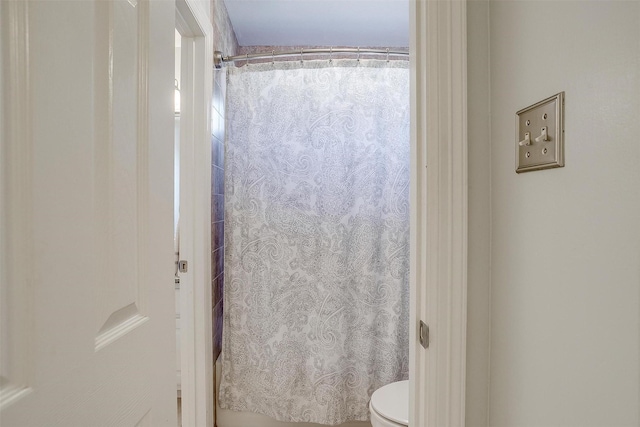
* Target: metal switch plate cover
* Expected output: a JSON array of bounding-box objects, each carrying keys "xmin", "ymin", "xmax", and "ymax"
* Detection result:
[{"xmin": 516, "ymin": 92, "xmax": 564, "ymax": 173}]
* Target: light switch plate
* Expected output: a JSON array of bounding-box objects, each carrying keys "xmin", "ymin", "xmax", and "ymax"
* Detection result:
[{"xmin": 516, "ymin": 92, "xmax": 564, "ymax": 173}]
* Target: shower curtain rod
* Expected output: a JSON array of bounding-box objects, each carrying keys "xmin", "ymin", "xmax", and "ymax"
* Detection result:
[{"xmin": 213, "ymin": 48, "xmax": 409, "ymax": 68}]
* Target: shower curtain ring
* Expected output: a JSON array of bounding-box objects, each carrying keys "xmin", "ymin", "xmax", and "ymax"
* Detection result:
[
  {"xmin": 386, "ymin": 48, "xmax": 390, "ymax": 63},
  {"xmin": 357, "ymin": 47, "xmax": 360, "ymax": 65},
  {"xmin": 272, "ymin": 50, "xmax": 275, "ymax": 66},
  {"xmin": 245, "ymin": 53, "xmax": 249, "ymax": 67},
  {"xmin": 329, "ymin": 47, "xmax": 332, "ymax": 64},
  {"xmin": 300, "ymin": 48, "xmax": 303, "ymax": 64}
]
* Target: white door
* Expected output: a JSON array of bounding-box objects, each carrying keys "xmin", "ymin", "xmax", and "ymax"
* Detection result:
[{"xmin": 0, "ymin": 1, "xmax": 176, "ymax": 426}]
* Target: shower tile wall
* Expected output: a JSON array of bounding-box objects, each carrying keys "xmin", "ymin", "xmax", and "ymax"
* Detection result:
[
  {"xmin": 212, "ymin": 0, "xmax": 239, "ymax": 61},
  {"xmin": 211, "ymin": 0, "xmax": 238, "ymax": 362},
  {"xmin": 211, "ymin": 73, "xmax": 225, "ymax": 361}
]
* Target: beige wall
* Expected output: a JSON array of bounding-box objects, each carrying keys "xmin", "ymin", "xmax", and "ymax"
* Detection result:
[
  {"xmin": 467, "ymin": 1, "xmax": 640, "ymax": 426},
  {"xmin": 466, "ymin": 1, "xmax": 492, "ymax": 426}
]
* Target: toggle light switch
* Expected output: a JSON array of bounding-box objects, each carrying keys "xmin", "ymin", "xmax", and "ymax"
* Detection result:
[
  {"xmin": 534, "ymin": 127, "xmax": 548, "ymax": 143},
  {"xmin": 519, "ymin": 132, "xmax": 531, "ymax": 146},
  {"xmin": 515, "ymin": 92, "xmax": 564, "ymax": 173}
]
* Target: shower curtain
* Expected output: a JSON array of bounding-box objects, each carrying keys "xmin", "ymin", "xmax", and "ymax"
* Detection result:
[{"xmin": 219, "ymin": 59, "xmax": 410, "ymax": 426}]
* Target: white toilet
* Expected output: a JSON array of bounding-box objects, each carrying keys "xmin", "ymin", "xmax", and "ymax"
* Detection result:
[{"xmin": 369, "ymin": 380, "xmax": 409, "ymax": 427}]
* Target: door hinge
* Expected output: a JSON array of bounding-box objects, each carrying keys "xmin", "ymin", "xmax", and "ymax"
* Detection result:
[{"xmin": 419, "ymin": 320, "xmax": 429, "ymax": 349}]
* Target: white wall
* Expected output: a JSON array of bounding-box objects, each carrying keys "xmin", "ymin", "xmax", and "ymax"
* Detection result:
[{"xmin": 487, "ymin": 1, "xmax": 640, "ymax": 426}]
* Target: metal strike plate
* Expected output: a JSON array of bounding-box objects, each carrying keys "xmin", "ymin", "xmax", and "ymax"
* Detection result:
[
  {"xmin": 178, "ymin": 260, "xmax": 188, "ymax": 273},
  {"xmin": 516, "ymin": 92, "xmax": 564, "ymax": 173},
  {"xmin": 419, "ymin": 320, "xmax": 429, "ymax": 349}
]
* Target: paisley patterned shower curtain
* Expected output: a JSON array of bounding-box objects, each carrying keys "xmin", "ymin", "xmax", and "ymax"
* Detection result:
[{"xmin": 219, "ymin": 60, "xmax": 410, "ymax": 426}]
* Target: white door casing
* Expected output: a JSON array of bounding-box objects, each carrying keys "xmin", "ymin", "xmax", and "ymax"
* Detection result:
[
  {"xmin": 0, "ymin": 1, "xmax": 176, "ymax": 426},
  {"xmin": 174, "ymin": 1, "xmax": 214, "ymax": 426},
  {"xmin": 410, "ymin": 0, "xmax": 468, "ymax": 426}
]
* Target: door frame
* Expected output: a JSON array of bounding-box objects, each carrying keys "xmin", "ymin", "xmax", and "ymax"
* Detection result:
[
  {"xmin": 410, "ymin": 0, "xmax": 468, "ymax": 425},
  {"xmin": 174, "ymin": 1, "xmax": 213, "ymax": 426},
  {"xmin": 174, "ymin": 0, "xmax": 470, "ymax": 425}
]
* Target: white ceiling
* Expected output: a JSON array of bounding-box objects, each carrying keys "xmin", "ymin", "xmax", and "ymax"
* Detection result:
[{"xmin": 223, "ymin": 0, "xmax": 409, "ymax": 47}]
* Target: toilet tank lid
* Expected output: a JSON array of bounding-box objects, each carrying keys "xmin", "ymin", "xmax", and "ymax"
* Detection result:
[{"xmin": 370, "ymin": 380, "xmax": 409, "ymax": 425}]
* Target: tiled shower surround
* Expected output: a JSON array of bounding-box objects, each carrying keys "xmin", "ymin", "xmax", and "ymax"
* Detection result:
[{"xmin": 211, "ymin": 0, "xmax": 237, "ymax": 362}]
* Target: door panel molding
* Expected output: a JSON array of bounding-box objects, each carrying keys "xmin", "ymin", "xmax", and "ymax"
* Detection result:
[{"xmin": 94, "ymin": 0, "xmax": 151, "ymax": 350}]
